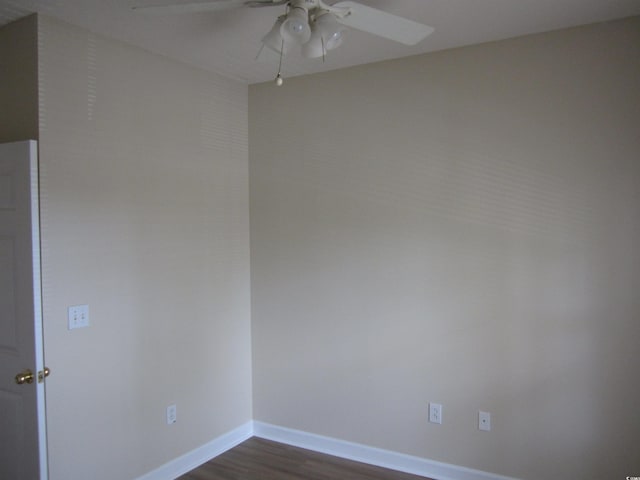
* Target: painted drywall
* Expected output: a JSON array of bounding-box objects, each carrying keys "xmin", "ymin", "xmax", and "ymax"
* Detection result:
[
  {"xmin": 250, "ymin": 16, "xmax": 640, "ymax": 480},
  {"xmin": 34, "ymin": 16, "xmax": 251, "ymax": 480},
  {"xmin": 0, "ymin": 15, "xmax": 38, "ymax": 143}
]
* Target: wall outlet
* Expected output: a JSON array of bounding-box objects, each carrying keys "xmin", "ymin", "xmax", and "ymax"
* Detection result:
[
  {"xmin": 479, "ymin": 410, "xmax": 491, "ymax": 431},
  {"xmin": 68, "ymin": 305, "xmax": 89, "ymax": 330},
  {"xmin": 166, "ymin": 404, "xmax": 177, "ymax": 425},
  {"xmin": 429, "ymin": 402, "xmax": 442, "ymax": 424}
]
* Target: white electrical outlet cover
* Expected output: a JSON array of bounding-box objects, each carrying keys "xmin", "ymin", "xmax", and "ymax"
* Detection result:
[
  {"xmin": 479, "ymin": 411, "xmax": 491, "ymax": 431},
  {"xmin": 166, "ymin": 405, "xmax": 177, "ymax": 425},
  {"xmin": 429, "ymin": 402, "xmax": 442, "ymax": 424}
]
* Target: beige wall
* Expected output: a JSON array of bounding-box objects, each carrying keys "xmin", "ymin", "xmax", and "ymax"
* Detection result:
[
  {"xmin": 0, "ymin": 15, "xmax": 38, "ymax": 143},
  {"xmin": 36, "ymin": 16, "xmax": 251, "ymax": 480},
  {"xmin": 249, "ymin": 16, "xmax": 640, "ymax": 480},
  {"xmin": 3, "ymin": 11, "xmax": 639, "ymax": 480}
]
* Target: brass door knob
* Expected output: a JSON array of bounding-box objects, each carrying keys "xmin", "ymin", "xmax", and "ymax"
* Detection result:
[{"xmin": 15, "ymin": 369, "xmax": 34, "ymax": 385}]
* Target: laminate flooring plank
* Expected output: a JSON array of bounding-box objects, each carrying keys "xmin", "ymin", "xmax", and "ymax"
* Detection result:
[{"xmin": 178, "ymin": 437, "xmax": 433, "ymax": 480}]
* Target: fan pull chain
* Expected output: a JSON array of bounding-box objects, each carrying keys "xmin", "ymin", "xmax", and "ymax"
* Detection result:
[
  {"xmin": 255, "ymin": 43, "xmax": 265, "ymax": 60},
  {"xmin": 274, "ymin": 38, "xmax": 284, "ymax": 86}
]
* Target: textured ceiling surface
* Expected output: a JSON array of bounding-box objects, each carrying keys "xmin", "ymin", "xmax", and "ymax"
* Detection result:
[{"xmin": 1, "ymin": 0, "xmax": 639, "ymax": 84}]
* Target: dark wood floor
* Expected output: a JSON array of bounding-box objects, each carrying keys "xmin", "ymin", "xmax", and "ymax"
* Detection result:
[{"xmin": 178, "ymin": 437, "xmax": 432, "ymax": 480}]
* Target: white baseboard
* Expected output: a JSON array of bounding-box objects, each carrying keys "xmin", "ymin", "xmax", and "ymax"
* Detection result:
[
  {"xmin": 135, "ymin": 421, "xmax": 253, "ymax": 480},
  {"xmin": 136, "ymin": 420, "xmax": 519, "ymax": 480},
  {"xmin": 253, "ymin": 421, "xmax": 519, "ymax": 480}
]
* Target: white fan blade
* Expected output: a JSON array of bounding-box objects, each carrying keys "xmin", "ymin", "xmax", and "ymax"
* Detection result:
[
  {"xmin": 132, "ymin": 0, "xmax": 246, "ymax": 14},
  {"xmin": 333, "ymin": 1, "xmax": 433, "ymax": 46}
]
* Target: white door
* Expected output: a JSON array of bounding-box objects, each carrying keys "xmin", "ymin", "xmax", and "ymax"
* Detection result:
[{"xmin": 0, "ymin": 140, "xmax": 48, "ymax": 480}]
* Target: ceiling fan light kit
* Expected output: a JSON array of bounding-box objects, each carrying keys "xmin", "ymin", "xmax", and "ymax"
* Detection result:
[
  {"xmin": 280, "ymin": 4, "xmax": 312, "ymax": 44},
  {"xmin": 133, "ymin": 0, "xmax": 434, "ymax": 85},
  {"xmin": 301, "ymin": 10, "xmax": 347, "ymax": 58},
  {"xmin": 313, "ymin": 11, "xmax": 346, "ymax": 50},
  {"xmin": 262, "ymin": 15, "xmax": 291, "ymax": 53},
  {"xmin": 300, "ymin": 32, "xmax": 324, "ymax": 59},
  {"xmin": 269, "ymin": 0, "xmax": 350, "ymax": 57}
]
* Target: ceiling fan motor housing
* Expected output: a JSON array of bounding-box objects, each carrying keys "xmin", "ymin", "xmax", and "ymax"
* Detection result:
[{"xmin": 294, "ymin": 0, "xmax": 321, "ymax": 8}]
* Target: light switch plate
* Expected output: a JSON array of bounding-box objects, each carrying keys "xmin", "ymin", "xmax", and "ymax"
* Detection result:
[{"xmin": 68, "ymin": 305, "xmax": 89, "ymax": 329}]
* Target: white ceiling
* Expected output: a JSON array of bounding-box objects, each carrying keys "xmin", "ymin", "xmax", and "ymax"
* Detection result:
[{"xmin": 1, "ymin": 0, "xmax": 639, "ymax": 84}]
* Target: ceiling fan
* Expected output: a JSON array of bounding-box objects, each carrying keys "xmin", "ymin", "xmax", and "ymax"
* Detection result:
[{"xmin": 133, "ymin": 0, "xmax": 434, "ymax": 85}]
